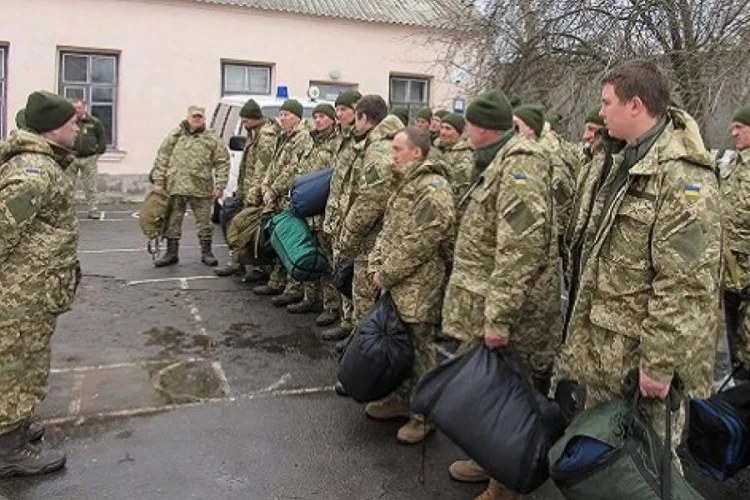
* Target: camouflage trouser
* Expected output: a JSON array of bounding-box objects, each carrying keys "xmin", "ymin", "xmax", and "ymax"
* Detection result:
[
  {"xmin": 0, "ymin": 313, "xmax": 56, "ymax": 435},
  {"xmin": 67, "ymin": 155, "xmax": 98, "ymax": 215},
  {"xmin": 352, "ymin": 256, "xmax": 378, "ymax": 325},
  {"xmin": 724, "ymin": 290, "xmax": 750, "ymax": 367},
  {"xmin": 331, "ymin": 247, "xmax": 353, "ymax": 329},
  {"xmin": 392, "ymin": 323, "xmax": 437, "ymax": 407},
  {"xmin": 315, "ymin": 232, "xmax": 339, "ymax": 311},
  {"xmin": 164, "ymin": 196, "xmax": 214, "ymax": 241},
  {"xmin": 267, "ymin": 262, "xmax": 303, "ymax": 296}
]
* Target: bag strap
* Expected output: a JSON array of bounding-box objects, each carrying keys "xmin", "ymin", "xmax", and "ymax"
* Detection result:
[
  {"xmin": 661, "ymin": 396, "xmax": 672, "ymax": 500},
  {"xmin": 717, "ymin": 364, "xmax": 744, "ymax": 394}
]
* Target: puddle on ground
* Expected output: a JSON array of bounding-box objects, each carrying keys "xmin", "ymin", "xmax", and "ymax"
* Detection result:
[
  {"xmin": 223, "ymin": 323, "xmax": 329, "ymax": 360},
  {"xmin": 143, "ymin": 326, "xmax": 216, "ymax": 357},
  {"xmin": 152, "ymin": 359, "xmax": 229, "ymax": 404}
]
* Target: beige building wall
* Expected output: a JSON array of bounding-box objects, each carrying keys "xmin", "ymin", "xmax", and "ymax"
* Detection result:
[{"xmin": 2, "ymin": 0, "xmax": 458, "ymax": 174}]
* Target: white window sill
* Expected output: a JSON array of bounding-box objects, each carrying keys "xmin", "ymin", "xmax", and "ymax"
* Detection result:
[{"xmin": 100, "ymin": 150, "xmax": 127, "ymax": 162}]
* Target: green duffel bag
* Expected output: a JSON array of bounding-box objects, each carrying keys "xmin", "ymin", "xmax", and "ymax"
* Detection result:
[
  {"xmin": 549, "ymin": 380, "xmax": 704, "ymax": 500},
  {"xmin": 139, "ymin": 191, "xmax": 170, "ymax": 240},
  {"xmin": 265, "ymin": 211, "xmax": 328, "ymax": 282}
]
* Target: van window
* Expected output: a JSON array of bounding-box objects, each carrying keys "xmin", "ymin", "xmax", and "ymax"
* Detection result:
[
  {"xmin": 261, "ymin": 105, "xmax": 315, "ymax": 119},
  {"xmin": 222, "ymin": 105, "xmax": 242, "ymax": 143},
  {"xmin": 212, "ymin": 104, "xmax": 231, "ymax": 139}
]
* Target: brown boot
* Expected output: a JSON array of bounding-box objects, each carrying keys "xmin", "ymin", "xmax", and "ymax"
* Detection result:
[
  {"xmin": 475, "ymin": 480, "xmax": 522, "ymax": 500},
  {"xmin": 448, "ymin": 459, "xmax": 489, "ymax": 483},
  {"xmin": 396, "ymin": 416, "xmax": 433, "ymax": 445},
  {"xmin": 0, "ymin": 427, "xmax": 66, "ymax": 478},
  {"xmin": 364, "ymin": 399, "xmax": 410, "ymax": 420}
]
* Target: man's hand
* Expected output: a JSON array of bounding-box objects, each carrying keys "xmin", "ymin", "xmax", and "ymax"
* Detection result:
[
  {"xmin": 373, "ymin": 271, "xmax": 387, "ymax": 295},
  {"xmin": 639, "ymin": 367, "xmax": 670, "ymax": 399},
  {"xmin": 263, "ymin": 191, "xmax": 275, "ymax": 206},
  {"xmin": 213, "ymin": 187, "xmax": 223, "ymax": 200},
  {"xmin": 152, "ymin": 185, "xmax": 165, "ymax": 195},
  {"xmin": 484, "ymin": 329, "xmax": 509, "ymax": 350}
]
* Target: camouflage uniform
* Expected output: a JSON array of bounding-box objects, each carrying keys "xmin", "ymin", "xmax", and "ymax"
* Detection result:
[
  {"xmin": 369, "ymin": 160, "xmax": 455, "ymax": 403},
  {"xmin": 431, "ymin": 138, "xmax": 475, "ymax": 205},
  {"xmin": 151, "ymin": 122, "xmax": 229, "ymax": 241},
  {"xmin": 0, "ymin": 130, "xmax": 80, "ymax": 435},
  {"xmin": 68, "ymin": 114, "xmax": 107, "ymax": 216},
  {"xmin": 442, "ymin": 131, "xmax": 560, "ymax": 378},
  {"xmin": 721, "ymin": 148, "xmax": 750, "ymax": 367},
  {"xmin": 338, "ymin": 115, "xmax": 404, "ymax": 323},
  {"xmin": 559, "ymin": 109, "xmax": 721, "ymax": 449},
  {"xmin": 539, "ymin": 125, "xmax": 579, "ymax": 248}
]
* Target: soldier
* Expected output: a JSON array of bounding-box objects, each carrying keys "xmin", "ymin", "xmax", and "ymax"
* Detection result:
[
  {"xmin": 321, "ymin": 90, "xmax": 363, "ymax": 340},
  {"xmin": 151, "ymin": 105, "xmax": 229, "ymax": 267},
  {"xmin": 582, "ymin": 106, "xmax": 605, "ymax": 159},
  {"xmin": 215, "ymin": 99, "xmax": 278, "ymax": 278},
  {"xmin": 15, "ymin": 109, "xmax": 26, "ymax": 130},
  {"xmin": 430, "ymin": 109, "xmax": 449, "ymax": 142},
  {"xmin": 559, "ymin": 60, "xmax": 721, "ymax": 461},
  {"xmin": 441, "ymin": 90, "xmax": 559, "ymax": 500},
  {"xmin": 253, "ymin": 99, "xmax": 313, "ymax": 302},
  {"xmin": 414, "ymin": 107, "xmax": 432, "ymax": 132},
  {"xmin": 68, "ymin": 100, "xmax": 107, "ymax": 220},
  {"xmin": 721, "ymin": 102, "xmax": 750, "ymax": 377},
  {"xmin": 431, "ymin": 112, "xmax": 474, "ymax": 205},
  {"xmin": 0, "ymin": 91, "xmax": 81, "ymax": 476},
  {"xmin": 391, "ymin": 107, "xmax": 410, "ymax": 128},
  {"xmin": 364, "ymin": 127, "xmax": 455, "ymax": 443}
]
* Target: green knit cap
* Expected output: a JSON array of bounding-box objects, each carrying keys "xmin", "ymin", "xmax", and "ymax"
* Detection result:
[
  {"xmin": 15, "ymin": 108, "xmax": 26, "ymax": 129},
  {"xmin": 514, "ymin": 104, "xmax": 545, "ymax": 138},
  {"xmin": 24, "ymin": 91, "xmax": 76, "ymax": 134},
  {"xmin": 585, "ymin": 107, "xmax": 604, "ymax": 127},
  {"xmin": 416, "ymin": 107, "xmax": 432, "ymax": 121},
  {"xmin": 392, "ymin": 107, "xmax": 409, "ymax": 126},
  {"xmin": 546, "ymin": 111, "xmax": 564, "ymax": 132},
  {"xmin": 313, "ymin": 103, "xmax": 336, "ymax": 121},
  {"xmin": 280, "ymin": 99, "xmax": 303, "ymax": 119},
  {"xmin": 465, "ymin": 90, "xmax": 513, "ymax": 131},
  {"xmin": 733, "ymin": 103, "xmax": 750, "ymax": 127},
  {"xmin": 334, "ymin": 90, "xmax": 362, "ymax": 109},
  {"xmin": 441, "ymin": 113, "xmax": 465, "ymax": 134},
  {"xmin": 240, "ymin": 99, "xmax": 263, "ymax": 120},
  {"xmin": 434, "ymin": 109, "xmax": 450, "ymax": 120}
]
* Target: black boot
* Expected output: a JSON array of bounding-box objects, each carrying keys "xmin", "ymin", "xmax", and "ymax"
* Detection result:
[
  {"xmin": 200, "ymin": 238, "xmax": 218, "ymax": 267},
  {"xmin": 0, "ymin": 427, "xmax": 66, "ymax": 478},
  {"xmin": 154, "ymin": 239, "xmax": 179, "ymax": 267},
  {"xmin": 322, "ymin": 325, "xmax": 351, "ymax": 342}
]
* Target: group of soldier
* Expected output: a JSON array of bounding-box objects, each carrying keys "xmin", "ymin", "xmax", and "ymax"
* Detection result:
[{"xmin": 2, "ymin": 57, "xmax": 750, "ymax": 500}]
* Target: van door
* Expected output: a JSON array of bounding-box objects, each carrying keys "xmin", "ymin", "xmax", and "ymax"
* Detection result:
[{"xmin": 222, "ymin": 104, "xmax": 248, "ymax": 202}]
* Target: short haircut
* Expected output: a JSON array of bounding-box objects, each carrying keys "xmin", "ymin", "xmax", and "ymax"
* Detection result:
[
  {"xmin": 602, "ymin": 59, "xmax": 670, "ymax": 118},
  {"xmin": 355, "ymin": 95, "xmax": 388, "ymax": 125},
  {"xmin": 398, "ymin": 127, "xmax": 431, "ymax": 159}
]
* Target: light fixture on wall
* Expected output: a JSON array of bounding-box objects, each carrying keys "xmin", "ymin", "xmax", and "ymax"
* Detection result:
[{"xmin": 328, "ymin": 69, "xmax": 342, "ymax": 81}]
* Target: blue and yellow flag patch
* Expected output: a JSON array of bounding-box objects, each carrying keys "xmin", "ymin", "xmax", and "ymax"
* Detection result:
[
  {"xmin": 25, "ymin": 167, "xmax": 40, "ymax": 175},
  {"xmin": 512, "ymin": 173, "xmax": 527, "ymax": 186},
  {"xmin": 684, "ymin": 183, "xmax": 701, "ymax": 199}
]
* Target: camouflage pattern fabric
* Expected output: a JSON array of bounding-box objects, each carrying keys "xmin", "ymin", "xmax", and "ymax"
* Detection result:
[
  {"xmin": 0, "ymin": 130, "xmax": 80, "ymax": 434},
  {"xmin": 721, "ymin": 148, "xmax": 750, "ymax": 293},
  {"xmin": 261, "ymin": 120, "xmax": 313, "ymax": 207},
  {"xmin": 391, "ymin": 323, "xmax": 437, "ymax": 407},
  {"xmin": 323, "ymin": 125, "xmax": 360, "ymax": 239},
  {"xmin": 559, "ymin": 108, "xmax": 721, "ymax": 412},
  {"xmin": 226, "ymin": 205, "xmax": 265, "ymax": 261},
  {"xmin": 539, "ymin": 126, "xmax": 577, "ymax": 243},
  {"xmin": 139, "ymin": 191, "xmax": 170, "ymax": 239},
  {"xmin": 240, "ymin": 120, "xmax": 280, "ymax": 206},
  {"xmin": 441, "ymin": 132, "xmax": 561, "ymax": 376},
  {"xmin": 67, "ymin": 154, "xmax": 99, "ymax": 215},
  {"xmin": 151, "ymin": 121, "xmax": 229, "ymax": 197},
  {"xmin": 163, "ymin": 196, "xmax": 214, "ymax": 240},
  {"xmin": 430, "ymin": 138, "xmax": 475, "ymax": 205}
]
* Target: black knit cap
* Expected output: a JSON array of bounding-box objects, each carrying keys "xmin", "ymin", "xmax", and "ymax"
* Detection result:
[
  {"xmin": 24, "ymin": 91, "xmax": 76, "ymax": 134},
  {"xmin": 240, "ymin": 99, "xmax": 263, "ymax": 120}
]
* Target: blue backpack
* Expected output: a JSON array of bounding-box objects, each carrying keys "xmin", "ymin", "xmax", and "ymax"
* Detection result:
[{"xmin": 289, "ymin": 168, "xmax": 333, "ymax": 218}]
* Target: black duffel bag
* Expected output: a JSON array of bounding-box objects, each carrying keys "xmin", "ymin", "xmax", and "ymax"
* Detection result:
[
  {"xmin": 219, "ymin": 195, "xmax": 244, "ymax": 240},
  {"xmin": 338, "ymin": 293, "xmax": 414, "ymax": 403},
  {"xmin": 412, "ymin": 344, "xmax": 564, "ymax": 494},
  {"xmin": 333, "ymin": 258, "xmax": 354, "ymax": 300}
]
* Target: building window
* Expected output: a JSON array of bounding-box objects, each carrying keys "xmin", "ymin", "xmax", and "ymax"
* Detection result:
[
  {"xmin": 59, "ymin": 51, "xmax": 118, "ymax": 147},
  {"xmin": 389, "ymin": 75, "xmax": 429, "ymax": 121},
  {"xmin": 0, "ymin": 46, "xmax": 6, "ymax": 139},
  {"xmin": 309, "ymin": 81, "xmax": 358, "ymax": 102},
  {"xmin": 222, "ymin": 62, "xmax": 271, "ymax": 95}
]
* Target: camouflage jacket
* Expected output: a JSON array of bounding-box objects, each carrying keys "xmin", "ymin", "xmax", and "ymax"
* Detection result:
[
  {"xmin": 539, "ymin": 127, "xmax": 578, "ymax": 240},
  {"xmin": 431, "ymin": 138, "xmax": 475, "ymax": 205},
  {"xmin": 323, "ymin": 125, "xmax": 360, "ymax": 239},
  {"xmin": 560, "ymin": 108, "xmax": 721, "ymax": 397},
  {"xmin": 338, "ymin": 115, "xmax": 404, "ymax": 259},
  {"xmin": 721, "ymin": 148, "xmax": 750, "ymax": 292},
  {"xmin": 240, "ymin": 119, "xmax": 280, "ymax": 206},
  {"xmin": 75, "ymin": 114, "xmax": 107, "ymax": 157},
  {"xmin": 445, "ymin": 132, "xmax": 560, "ymax": 368},
  {"xmin": 369, "ymin": 160, "xmax": 455, "ymax": 323},
  {"xmin": 151, "ymin": 122, "xmax": 229, "ymax": 197},
  {"xmin": 261, "ymin": 120, "xmax": 313, "ymax": 205},
  {"xmin": 0, "ymin": 130, "xmax": 80, "ymax": 316}
]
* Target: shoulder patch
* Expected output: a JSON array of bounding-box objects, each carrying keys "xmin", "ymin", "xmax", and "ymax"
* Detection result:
[
  {"xmin": 684, "ymin": 183, "xmax": 701, "ymax": 199},
  {"xmin": 415, "ymin": 199, "xmax": 437, "ymax": 226},
  {"xmin": 512, "ymin": 173, "xmax": 527, "ymax": 186},
  {"xmin": 25, "ymin": 167, "xmax": 41, "ymax": 175},
  {"xmin": 363, "ymin": 165, "xmax": 380, "ymax": 185}
]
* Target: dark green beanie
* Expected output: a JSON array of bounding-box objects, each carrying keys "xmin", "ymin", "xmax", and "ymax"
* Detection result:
[
  {"xmin": 465, "ymin": 90, "xmax": 513, "ymax": 131},
  {"xmin": 733, "ymin": 103, "xmax": 750, "ymax": 127},
  {"xmin": 24, "ymin": 91, "xmax": 76, "ymax": 134},
  {"xmin": 416, "ymin": 107, "xmax": 432, "ymax": 121},
  {"xmin": 15, "ymin": 108, "xmax": 26, "ymax": 129},
  {"xmin": 514, "ymin": 104, "xmax": 545, "ymax": 138},
  {"xmin": 280, "ymin": 99, "xmax": 303, "ymax": 119},
  {"xmin": 392, "ymin": 107, "xmax": 410, "ymax": 126},
  {"xmin": 313, "ymin": 103, "xmax": 336, "ymax": 121},
  {"xmin": 441, "ymin": 113, "xmax": 465, "ymax": 134},
  {"xmin": 546, "ymin": 111, "xmax": 564, "ymax": 132},
  {"xmin": 334, "ymin": 90, "xmax": 362, "ymax": 110},
  {"xmin": 240, "ymin": 99, "xmax": 263, "ymax": 120},
  {"xmin": 434, "ymin": 109, "xmax": 450, "ymax": 120},
  {"xmin": 585, "ymin": 107, "xmax": 604, "ymax": 127}
]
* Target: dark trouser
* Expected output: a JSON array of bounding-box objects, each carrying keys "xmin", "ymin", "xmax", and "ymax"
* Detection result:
[{"xmin": 724, "ymin": 290, "xmax": 743, "ymax": 367}]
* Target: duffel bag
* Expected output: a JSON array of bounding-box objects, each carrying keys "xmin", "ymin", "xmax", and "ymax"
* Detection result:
[
  {"xmin": 139, "ymin": 191, "xmax": 170, "ymax": 240},
  {"xmin": 289, "ymin": 168, "xmax": 333, "ymax": 218},
  {"xmin": 265, "ymin": 211, "xmax": 328, "ymax": 282},
  {"xmin": 338, "ymin": 293, "xmax": 414, "ymax": 403},
  {"xmin": 333, "ymin": 258, "xmax": 354, "ymax": 300},
  {"xmin": 226, "ymin": 206, "xmax": 274, "ymax": 265},
  {"xmin": 412, "ymin": 344, "xmax": 564, "ymax": 494},
  {"xmin": 219, "ymin": 195, "xmax": 244, "ymax": 240}
]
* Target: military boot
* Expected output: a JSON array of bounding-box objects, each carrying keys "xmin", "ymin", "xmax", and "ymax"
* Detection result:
[
  {"xmin": 322, "ymin": 325, "xmax": 351, "ymax": 342},
  {"xmin": 364, "ymin": 399, "xmax": 410, "ymax": 420},
  {"xmin": 242, "ymin": 267, "xmax": 268, "ymax": 283},
  {"xmin": 475, "ymin": 480, "xmax": 521, "ymax": 500},
  {"xmin": 0, "ymin": 427, "xmax": 66, "ymax": 478},
  {"xmin": 287, "ymin": 300, "xmax": 324, "ymax": 314},
  {"xmin": 214, "ymin": 251, "xmax": 243, "ymax": 277},
  {"xmin": 25, "ymin": 422, "xmax": 45, "ymax": 442},
  {"xmin": 315, "ymin": 309, "xmax": 339, "ymax": 327},
  {"xmin": 271, "ymin": 292, "xmax": 303, "ymax": 307},
  {"xmin": 448, "ymin": 459, "xmax": 490, "ymax": 483},
  {"xmin": 154, "ymin": 239, "xmax": 179, "ymax": 267},
  {"xmin": 253, "ymin": 284, "xmax": 284, "ymax": 296},
  {"xmin": 397, "ymin": 416, "xmax": 433, "ymax": 445},
  {"xmin": 200, "ymin": 238, "xmax": 218, "ymax": 267},
  {"xmin": 334, "ymin": 332, "xmax": 354, "ymax": 354}
]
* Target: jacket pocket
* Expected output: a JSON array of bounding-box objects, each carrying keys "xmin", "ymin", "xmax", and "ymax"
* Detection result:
[{"xmin": 601, "ymin": 194, "xmax": 654, "ymax": 270}]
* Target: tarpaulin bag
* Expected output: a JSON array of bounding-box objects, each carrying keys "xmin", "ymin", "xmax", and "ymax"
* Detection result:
[
  {"xmin": 265, "ymin": 211, "xmax": 328, "ymax": 282},
  {"xmin": 333, "ymin": 258, "xmax": 354, "ymax": 300},
  {"xmin": 687, "ymin": 369, "xmax": 750, "ymax": 481},
  {"xmin": 226, "ymin": 205, "xmax": 274, "ymax": 265},
  {"xmin": 338, "ymin": 293, "xmax": 414, "ymax": 403},
  {"xmin": 289, "ymin": 168, "xmax": 333, "ymax": 218},
  {"xmin": 139, "ymin": 191, "xmax": 170, "ymax": 240},
  {"xmin": 412, "ymin": 345, "xmax": 564, "ymax": 494},
  {"xmin": 219, "ymin": 195, "xmax": 244, "ymax": 240},
  {"xmin": 549, "ymin": 377, "xmax": 704, "ymax": 500}
]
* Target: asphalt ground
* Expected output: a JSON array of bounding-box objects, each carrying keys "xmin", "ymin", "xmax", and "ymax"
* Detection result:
[{"xmin": 0, "ymin": 204, "xmax": 747, "ymax": 500}]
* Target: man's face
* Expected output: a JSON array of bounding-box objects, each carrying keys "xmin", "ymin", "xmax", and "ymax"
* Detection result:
[
  {"xmin": 47, "ymin": 115, "xmax": 80, "ymax": 149},
  {"xmin": 430, "ymin": 116, "xmax": 442, "ymax": 132},
  {"xmin": 466, "ymin": 122, "xmax": 493, "ymax": 148},
  {"xmin": 414, "ymin": 118, "xmax": 430, "ymax": 131},
  {"xmin": 278, "ymin": 110, "xmax": 300, "ymax": 133},
  {"xmin": 241, "ymin": 117, "xmax": 264, "ymax": 132},
  {"xmin": 354, "ymin": 112, "xmax": 372, "ymax": 135},
  {"xmin": 600, "ymin": 83, "xmax": 634, "ymax": 141},
  {"xmin": 187, "ymin": 114, "xmax": 206, "ymax": 131},
  {"xmin": 73, "ymin": 101, "xmax": 86, "ymax": 119},
  {"xmin": 582, "ymin": 122, "xmax": 603, "ymax": 146},
  {"xmin": 731, "ymin": 122, "xmax": 750, "ymax": 151},
  {"xmin": 439, "ymin": 123, "xmax": 460, "ymax": 145},
  {"xmin": 513, "ymin": 116, "xmax": 536, "ymax": 140},
  {"xmin": 313, "ymin": 112, "xmax": 334, "ymax": 132},
  {"xmin": 391, "ymin": 132, "xmax": 422, "ymax": 173},
  {"xmin": 336, "ymin": 105, "xmax": 355, "ymax": 127}
]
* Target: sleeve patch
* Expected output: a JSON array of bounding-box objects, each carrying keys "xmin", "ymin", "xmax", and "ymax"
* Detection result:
[
  {"xmin": 363, "ymin": 165, "xmax": 380, "ymax": 185},
  {"xmin": 512, "ymin": 173, "xmax": 528, "ymax": 186},
  {"xmin": 415, "ymin": 199, "xmax": 437, "ymax": 226},
  {"xmin": 684, "ymin": 183, "xmax": 701, "ymax": 199},
  {"xmin": 667, "ymin": 219, "xmax": 705, "ymax": 262},
  {"xmin": 504, "ymin": 200, "xmax": 536, "ymax": 234},
  {"xmin": 6, "ymin": 186, "xmax": 41, "ymax": 224},
  {"xmin": 25, "ymin": 167, "xmax": 40, "ymax": 175}
]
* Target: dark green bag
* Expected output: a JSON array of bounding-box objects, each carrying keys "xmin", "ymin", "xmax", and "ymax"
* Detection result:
[
  {"xmin": 549, "ymin": 387, "xmax": 704, "ymax": 500},
  {"xmin": 265, "ymin": 211, "xmax": 328, "ymax": 282}
]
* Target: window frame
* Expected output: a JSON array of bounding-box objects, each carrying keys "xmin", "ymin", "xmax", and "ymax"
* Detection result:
[
  {"xmin": 221, "ymin": 61, "xmax": 273, "ymax": 96},
  {"xmin": 389, "ymin": 74, "xmax": 431, "ymax": 121},
  {"xmin": 309, "ymin": 80, "xmax": 359, "ymax": 102}
]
